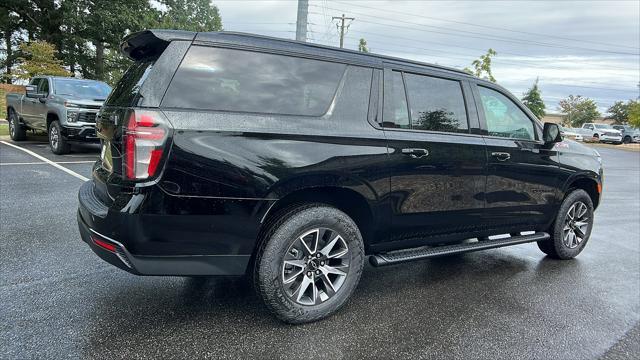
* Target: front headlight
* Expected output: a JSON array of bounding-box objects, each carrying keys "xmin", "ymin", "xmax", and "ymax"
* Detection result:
[{"xmin": 67, "ymin": 110, "xmax": 78, "ymax": 123}]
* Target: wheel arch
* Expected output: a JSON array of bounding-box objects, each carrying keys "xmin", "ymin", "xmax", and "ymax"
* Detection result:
[
  {"xmin": 46, "ymin": 112, "xmax": 60, "ymax": 129},
  {"xmin": 564, "ymin": 175, "xmax": 600, "ymax": 209},
  {"xmin": 255, "ymin": 186, "xmax": 378, "ymax": 256}
]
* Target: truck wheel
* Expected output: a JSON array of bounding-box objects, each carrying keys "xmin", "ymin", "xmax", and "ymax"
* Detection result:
[
  {"xmin": 49, "ymin": 120, "xmax": 70, "ymax": 155},
  {"xmin": 8, "ymin": 109, "xmax": 26, "ymax": 141},
  {"xmin": 623, "ymin": 136, "xmax": 631, "ymax": 144},
  {"xmin": 537, "ymin": 189, "xmax": 594, "ymax": 260},
  {"xmin": 593, "ymin": 133, "xmax": 599, "ymax": 142},
  {"xmin": 255, "ymin": 204, "xmax": 364, "ymax": 324}
]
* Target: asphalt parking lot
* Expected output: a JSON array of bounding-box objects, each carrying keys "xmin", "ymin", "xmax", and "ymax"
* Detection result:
[{"xmin": 1, "ymin": 140, "xmax": 639, "ymax": 359}]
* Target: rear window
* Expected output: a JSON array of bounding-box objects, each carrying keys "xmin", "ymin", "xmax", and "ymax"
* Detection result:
[
  {"xmin": 162, "ymin": 46, "xmax": 346, "ymax": 116},
  {"xmin": 105, "ymin": 61, "xmax": 154, "ymax": 106}
]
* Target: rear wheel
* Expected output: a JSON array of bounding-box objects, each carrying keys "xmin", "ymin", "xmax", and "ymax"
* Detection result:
[
  {"xmin": 593, "ymin": 133, "xmax": 599, "ymax": 142},
  {"xmin": 49, "ymin": 120, "xmax": 70, "ymax": 155},
  {"xmin": 255, "ymin": 204, "xmax": 364, "ymax": 324},
  {"xmin": 537, "ymin": 189, "xmax": 594, "ymax": 259},
  {"xmin": 8, "ymin": 109, "xmax": 26, "ymax": 141}
]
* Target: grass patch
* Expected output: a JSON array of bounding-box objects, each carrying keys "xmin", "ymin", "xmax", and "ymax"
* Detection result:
[{"xmin": 0, "ymin": 123, "xmax": 9, "ymax": 136}]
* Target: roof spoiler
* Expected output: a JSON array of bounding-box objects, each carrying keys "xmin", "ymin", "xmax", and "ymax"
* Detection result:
[{"xmin": 121, "ymin": 29, "xmax": 196, "ymax": 61}]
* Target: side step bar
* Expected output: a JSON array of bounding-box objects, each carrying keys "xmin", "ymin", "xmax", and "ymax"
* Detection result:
[{"xmin": 370, "ymin": 232, "xmax": 550, "ymax": 267}]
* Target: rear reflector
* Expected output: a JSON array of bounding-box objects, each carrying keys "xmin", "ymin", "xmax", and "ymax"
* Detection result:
[
  {"xmin": 92, "ymin": 236, "xmax": 117, "ymax": 253},
  {"xmin": 123, "ymin": 109, "xmax": 171, "ymax": 180}
]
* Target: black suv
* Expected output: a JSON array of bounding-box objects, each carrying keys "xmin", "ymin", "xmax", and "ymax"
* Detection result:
[{"xmin": 78, "ymin": 30, "xmax": 603, "ymax": 323}]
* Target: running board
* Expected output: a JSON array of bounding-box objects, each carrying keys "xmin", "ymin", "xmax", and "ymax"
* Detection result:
[{"xmin": 370, "ymin": 232, "xmax": 550, "ymax": 267}]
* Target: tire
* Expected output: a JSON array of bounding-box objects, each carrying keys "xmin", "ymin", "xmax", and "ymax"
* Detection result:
[
  {"xmin": 8, "ymin": 109, "xmax": 26, "ymax": 141},
  {"xmin": 593, "ymin": 133, "xmax": 599, "ymax": 142},
  {"xmin": 623, "ymin": 136, "xmax": 631, "ymax": 144},
  {"xmin": 537, "ymin": 189, "xmax": 594, "ymax": 260},
  {"xmin": 255, "ymin": 204, "xmax": 365, "ymax": 324},
  {"xmin": 49, "ymin": 120, "xmax": 70, "ymax": 155}
]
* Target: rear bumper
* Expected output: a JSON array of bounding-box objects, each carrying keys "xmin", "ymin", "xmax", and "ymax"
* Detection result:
[{"xmin": 77, "ymin": 180, "xmax": 254, "ymax": 276}]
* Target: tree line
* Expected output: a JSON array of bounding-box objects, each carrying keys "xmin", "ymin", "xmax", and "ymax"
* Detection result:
[
  {"xmin": 465, "ymin": 49, "xmax": 640, "ymax": 128},
  {"xmin": 1, "ymin": 0, "xmax": 222, "ymax": 85}
]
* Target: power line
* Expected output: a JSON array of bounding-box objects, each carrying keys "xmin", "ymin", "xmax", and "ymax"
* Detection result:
[
  {"xmin": 325, "ymin": 0, "xmax": 640, "ymax": 51},
  {"xmin": 309, "ymin": 4, "xmax": 640, "ymax": 56}
]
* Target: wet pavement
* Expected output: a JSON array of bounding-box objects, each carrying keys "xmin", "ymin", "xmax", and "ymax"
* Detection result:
[{"xmin": 1, "ymin": 140, "xmax": 638, "ymax": 359}]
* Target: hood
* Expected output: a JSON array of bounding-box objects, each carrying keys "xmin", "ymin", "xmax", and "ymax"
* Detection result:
[
  {"xmin": 554, "ymin": 138, "xmax": 600, "ymax": 157},
  {"xmin": 62, "ymin": 96, "xmax": 105, "ymax": 109}
]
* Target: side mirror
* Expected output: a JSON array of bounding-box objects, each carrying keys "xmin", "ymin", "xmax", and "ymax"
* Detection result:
[
  {"xmin": 543, "ymin": 123, "xmax": 563, "ymax": 144},
  {"xmin": 25, "ymin": 85, "xmax": 38, "ymax": 98}
]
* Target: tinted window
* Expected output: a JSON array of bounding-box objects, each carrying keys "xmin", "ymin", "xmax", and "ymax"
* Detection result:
[
  {"xmin": 382, "ymin": 71, "xmax": 409, "ymax": 128},
  {"xmin": 106, "ymin": 61, "xmax": 154, "ymax": 106},
  {"xmin": 53, "ymin": 79, "xmax": 111, "ymax": 99},
  {"xmin": 37, "ymin": 79, "xmax": 49, "ymax": 94},
  {"xmin": 478, "ymin": 86, "xmax": 535, "ymax": 140},
  {"xmin": 404, "ymin": 73, "xmax": 468, "ymax": 133},
  {"xmin": 163, "ymin": 46, "xmax": 346, "ymax": 116}
]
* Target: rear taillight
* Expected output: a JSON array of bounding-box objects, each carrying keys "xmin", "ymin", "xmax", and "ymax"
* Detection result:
[{"xmin": 123, "ymin": 109, "xmax": 171, "ymax": 180}]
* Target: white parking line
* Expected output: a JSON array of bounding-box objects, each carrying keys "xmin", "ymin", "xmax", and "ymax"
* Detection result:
[
  {"xmin": 0, "ymin": 161, "xmax": 95, "ymax": 166},
  {"xmin": 0, "ymin": 141, "xmax": 89, "ymax": 181}
]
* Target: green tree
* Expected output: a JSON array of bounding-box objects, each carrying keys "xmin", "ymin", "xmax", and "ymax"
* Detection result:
[
  {"xmin": 156, "ymin": 0, "xmax": 223, "ymax": 32},
  {"xmin": 15, "ymin": 40, "xmax": 70, "ymax": 79},
  {"xmin": 628, "ymin": 101, "xmax": 640, "ymax": 128},
  {"xmin": 605, "ymin": 100, "xmax": 633, "ymax": 125},
  {"xmin": 558, "ymin": 95, "xmax": 601, "ymax": 127},
  {"xmin": 0, "ymin": 9, "xmax": 22, "ymax": 83},
  {"xmin": 521, "ymin": 78, "xmax": 546, "ymax": 119},
  {"xmin": 358, "ymin": 38, "xmax": 369, "ymax": 53},
  {"xmin": 464, "ymin": 48, "xmax": 497, "ymax": 83}
]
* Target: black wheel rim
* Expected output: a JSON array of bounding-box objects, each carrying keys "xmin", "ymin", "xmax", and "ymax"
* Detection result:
[
  {"xmin": 281, "ymin": 228, "xmax": 351, "ymax": 306},
  {"xmin": 562, "ymin": 201, "xmax": 590, "ymax": 249}
]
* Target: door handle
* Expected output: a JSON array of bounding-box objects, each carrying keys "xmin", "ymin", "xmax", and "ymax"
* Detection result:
[
  {"xmin": 401, "ymin": 148, "xmax": 429, "ymax": 159},
  {"xmin": 491, "ymin": 152, "xmax": 511, "ymax": 161}
]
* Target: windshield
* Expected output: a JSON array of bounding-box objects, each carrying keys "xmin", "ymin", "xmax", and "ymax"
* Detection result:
[
  {"xmin": 53, "ymin": 79, "xmax": 112, "ymax": 100},
  {"xmin": 594, "ymin": 124, "xmax": 613, "ymax": 129}
]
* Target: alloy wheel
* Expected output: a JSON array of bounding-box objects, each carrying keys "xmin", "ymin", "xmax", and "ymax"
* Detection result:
[
  {"xmin": 562, "ymin": 201, "xmax": 590, "ymax": 249},
  {"xmin": 9, "ymin": 115, "xmax": 16, "ymax": 138},
  {"xmin": 281, "ymin": 228, "xmax": 350, "ymax": 306},
  {"xmin": 50, "ymin": 125, "xmax": 59, "ymax": 150}
]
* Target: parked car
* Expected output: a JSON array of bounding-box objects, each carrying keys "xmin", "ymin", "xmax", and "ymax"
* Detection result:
[
  {"xmin": 559, "ymin": 125, "xmax": 584, "ymax": 142},
  {"xmin": 581, "ymin": 123, "xmax": 622, "ymax": 144},
  {"xmin": 611, "ymin": 124, "xmax": 640, "ymax": 144},
  {"xmin": 5, "ymin": 77, "xmax": 112, "ymax": 154},
  {"xmin": 78, "ymin": 30, "xmax": 603, "ymax": 324}
]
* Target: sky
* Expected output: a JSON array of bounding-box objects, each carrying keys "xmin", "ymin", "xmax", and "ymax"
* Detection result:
[{"xmin": 215, "ymin": 0, "xmax": 640, "ymax": 114}]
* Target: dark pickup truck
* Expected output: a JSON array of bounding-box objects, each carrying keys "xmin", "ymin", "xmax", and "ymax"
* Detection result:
[{"xmin": 6, "ymin": 76, "xmax": 111, "ymax": 154}]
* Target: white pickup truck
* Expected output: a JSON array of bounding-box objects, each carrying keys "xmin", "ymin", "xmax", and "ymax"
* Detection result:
[{"xmin": 581, "ymin": 123, "xmax": 623, "ymax": 144}]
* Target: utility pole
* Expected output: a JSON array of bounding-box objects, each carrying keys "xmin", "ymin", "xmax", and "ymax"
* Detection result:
[
  {"xmin": 332, "ymin": 14, "xmax": 354, "ymax": 48},
  {"xmin": 295, "ymin": 0, "xmax": 309, "ymax": 42}
]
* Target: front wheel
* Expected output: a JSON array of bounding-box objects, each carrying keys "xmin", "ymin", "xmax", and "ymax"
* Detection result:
[
  {"xmin": 255, "ymin": 204, "xmax": 364, "ymax": 324},
  {"xmin": 623, "ymin": 136, "xmax": 631, "ymax": 144},
  {"xmin": 49, "ymin": 120, "xmax": 70, "ymax": 155},
  {"xmin": 537, "ymin": 189, "xmax": 594, "ymax": 259}
]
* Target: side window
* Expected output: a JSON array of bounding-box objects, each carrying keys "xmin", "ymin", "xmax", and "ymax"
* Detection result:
[
  {"xmin": 38, "ymin": 78, "xmax": 49, "ymax": 94},
  {"xmin": 382, "ymin": 71, "xmax": 409, "ymax": 128},
  {"xmin": 29, "ymin": 78, "xmax": 41, "ymax": 89},
  {"xmin": 163, "ymin": 46, "xmax": 346, "ymax": 116},
  {"xmin": 478, "ymin": 86, "xmax": 535, "ymax": 140},
  {"xmin": 404, "ymin": 73, "xmax": 468, "ymax": 133}
]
